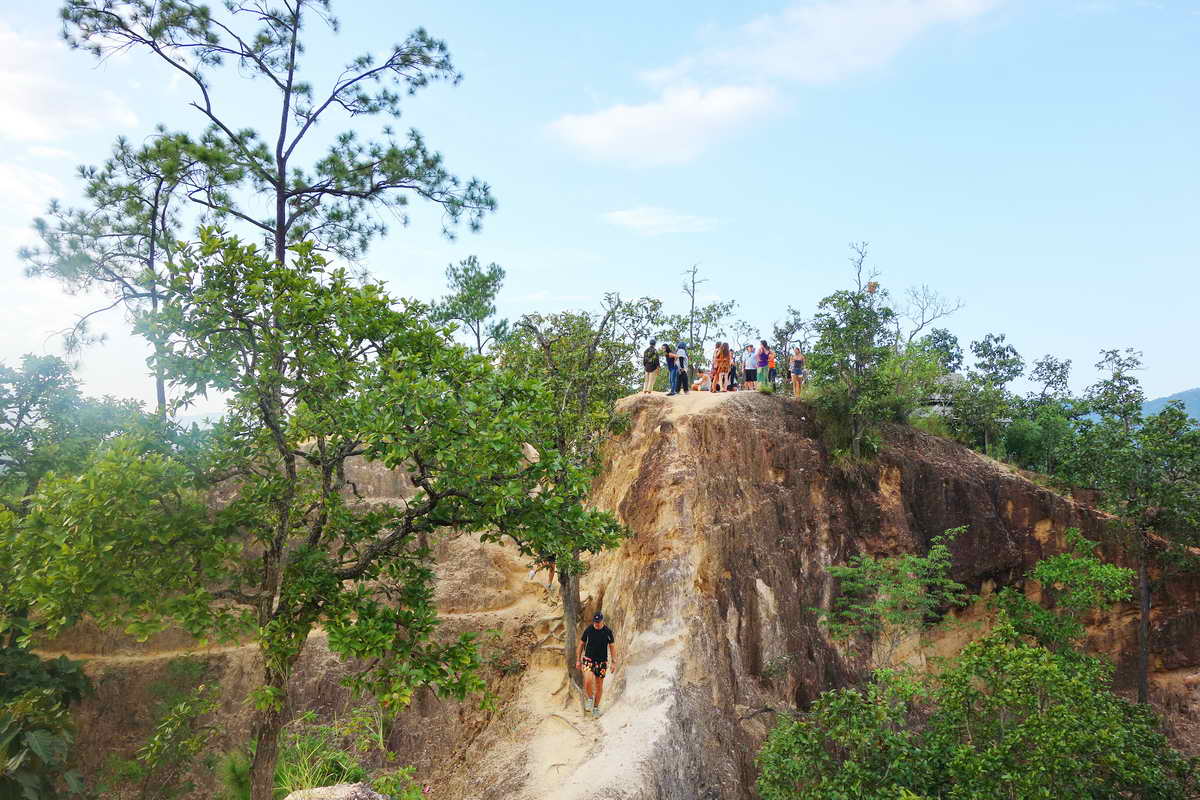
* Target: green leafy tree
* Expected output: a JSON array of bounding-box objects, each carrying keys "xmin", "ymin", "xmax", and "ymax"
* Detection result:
[
  {"xmin": 1063, "ymin": 349, "xmax": 1200, "ymax": 703},
  {"xmin": 432, "ymin": 256, "xmax": 508, "ymax": 355},
  {"xmin": 0, "ymin": 355, "xmax": 143, "ymax": 510},
  {"xmin": 823, "ymin": 528, "xmax": 971, "ymax": 669},
  {"xmin": 0, "ymin": 689, "xmax": 87, "ymax": 799},
  {"xmin": 969, "ymin": 333, "xmax": 1024, "ymax": 387},
  {"xmin": 0, "ymin": 357, "xmax": 152, "ymax": 797},
  {"xmin": 20, "ymin": 132, "xmax": 214, "ymax": 413},
  {"xmin": 994, "ymin": 529, "xmax": 1133, "ymax": 650},
  {"xmin": 62, "ymin": 0, "xmax": 496, "ymax": 268},
  {"xmin": 921, "ymin": 328, "xmax": 962, "ymax": 373},
  {"xmin": 947, "ymin": 373, "xmax": 1013, "ymax": 454},
  {"xmin": 808, "ymin": 244, "xmax": 944, "ymax": 457},
  {"xmin": 1003, "ymin": 400, "xmax": 1076, "ymax": 474},
  {"xmin": 500, "ymin": 294, "xmax": 655, "ymax": 690},
  {"xmin": 756, "ymin": 673, "xmax": 930, "ymax": 799},
  {"xmin": 8, "ymin": 230, "xmax": 623, "ymax": 800},
  {"xmin": 1029, "ymin": 353, "xmax": 1072, "ymax": 403}
]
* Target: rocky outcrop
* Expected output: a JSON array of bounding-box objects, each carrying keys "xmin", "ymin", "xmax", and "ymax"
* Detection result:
[{"xmin": 57, "ymin": 391, "xmax": 1200, "ymax": 799}]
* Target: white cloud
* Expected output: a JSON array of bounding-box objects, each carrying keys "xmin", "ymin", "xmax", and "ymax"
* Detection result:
[
  {"xmin": 549, "ymin": 85, "xmax": 776, "ymax": 167},
  {"xmin": 602, "ymin": 206, "xmax": 720, "ymax": 235},
  {"xmin": 649, "ymin": 0, "xmax": 1000, "ymax": 87},
  {"xmin": 552, "ymin": 0, "xmax": 999, "ymax": 166},
  {"xmin": 0, "ymin": 22, "xmax": 138, "ymax": 143}
]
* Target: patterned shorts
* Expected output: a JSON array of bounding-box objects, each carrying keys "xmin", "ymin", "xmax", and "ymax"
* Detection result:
[{"xmin": 581, "ymin": 656, "xmax": 608, "ymax": 678}]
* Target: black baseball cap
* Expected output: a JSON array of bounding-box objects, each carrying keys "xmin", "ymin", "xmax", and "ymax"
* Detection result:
[{"xmin": 592, "ymin": 612, "xmax": 604, "ymax": 622}]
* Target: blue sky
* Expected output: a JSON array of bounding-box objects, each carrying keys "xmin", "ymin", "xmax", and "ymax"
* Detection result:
[{"xmin": 1, "ymin": 0, "xmax": 1196, "ymax": 413}]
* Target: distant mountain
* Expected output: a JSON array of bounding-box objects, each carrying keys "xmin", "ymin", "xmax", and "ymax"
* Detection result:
[{"xmin": 1144, "ymin": 388, "xmax": 1200, "ymax": 421}]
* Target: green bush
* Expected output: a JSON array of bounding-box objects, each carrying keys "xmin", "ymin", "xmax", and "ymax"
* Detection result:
[
  {"xmin": 218, "ymin": 708, "xmax": 404, "ymax": 800},
  {"xmin": 0, "ymin": 689, "xmax": 84, "ymax": 799},
  {"xmin": 104, "ymin": 684, "xmax": 219, "ymax": 800},
  {"xmin": 757, "ymin": 674, "xmax": 930, "ymax": 799},
  {"xmin": 909, "ymin": 413, "xmax": 953, "ymax": 439},
  {"xmin": 215, "ymin": 749, "xmax": 251, "ymax": 800},
  {"xmin": 275, "ymin": 712, "xmax": 367, "ymax": 795},
  {"xmin": 0, "ymin": 647, "xmax": 91, "ymax": 798},
  {"xmin": 372, "ymin": 767, "xmax": 423, "ymax": 799},
  {"xmin": 759, "ymin": 532, "xmax": 1199, "ymax": 800},
  {"xmin": 759, "ymin": 624, "xmax": 1198, "ymax": 800}
]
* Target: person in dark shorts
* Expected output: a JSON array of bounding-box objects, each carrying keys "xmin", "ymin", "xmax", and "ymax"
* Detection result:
[
  {"xmin": 742, "ymin": 344, "xmax": 757, "ymax": 390},
  {"xmin": 576, "ymin": 612, "xmax": 617, "ymax": 718}
]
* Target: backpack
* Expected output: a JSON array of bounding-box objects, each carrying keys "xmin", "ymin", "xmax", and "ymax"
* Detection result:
[{"xmin": 643, "ymin": 347, "xmax": 660, "ymax": 371}]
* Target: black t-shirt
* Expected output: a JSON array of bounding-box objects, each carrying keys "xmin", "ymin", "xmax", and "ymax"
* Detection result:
[{"xmin": 581, "ymin": 624, "xmax": 615, "ymax": 661}]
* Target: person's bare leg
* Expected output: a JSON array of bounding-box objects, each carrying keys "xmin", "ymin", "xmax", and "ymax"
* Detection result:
[
  {"xmin": 583, "ymin": 670, "xmax": 595, "ymax": 703},
  {"xmin": 594, "ymin": 676, "xmax": 605, "ymax": 709}
]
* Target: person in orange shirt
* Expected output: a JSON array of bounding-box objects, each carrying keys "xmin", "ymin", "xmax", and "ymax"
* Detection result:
[{"xmin": 767, "ymin": 347, "xmax": 777, "ymax": 385}]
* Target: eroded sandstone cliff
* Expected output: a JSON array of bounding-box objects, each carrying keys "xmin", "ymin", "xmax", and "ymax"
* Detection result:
[{"xmin": 53, "ymin": 391, "xmax": 1200, "ymax": 799}]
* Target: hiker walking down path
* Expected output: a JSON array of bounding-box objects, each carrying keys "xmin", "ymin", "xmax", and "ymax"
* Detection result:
[
  {"xmin": 577, "ymin": 612, "xmax": 617, "ymax": 718},
  {"xmin": 642, "ymin": 339, "xmax": 659, "ymax": 393}
]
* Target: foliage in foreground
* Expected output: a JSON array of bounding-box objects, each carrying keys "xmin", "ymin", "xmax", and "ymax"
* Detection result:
[
  {"xmin": 759, "ymin": 621, "xmax": 1197, "ymax": 800},
  {"xmin": 760, "ymin": 530, "xmax": 1199, "ymax": 800},
  {"xmin": 5, "ymin": 230, "xmax": 625, "ymax": 798}
]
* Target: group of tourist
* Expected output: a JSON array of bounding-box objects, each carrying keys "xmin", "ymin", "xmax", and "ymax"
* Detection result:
[{"xmin": 641, "ymin": 338, "xmax": 808, "ymax": 398}]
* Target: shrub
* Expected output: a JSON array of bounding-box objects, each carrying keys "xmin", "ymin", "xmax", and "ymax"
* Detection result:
[
  {"xmin": 0, "ymin": 689, "xmax": 85, "ymax": 798},
  {"xmin": 760, "ymin": 532, "xmax": 1199, "ymax": 800},
  {"xmin": 106, "ymin": 684, "xmax": 219, "ymax": 800},
  {"xmin": 372, "ymin": 767, "xmax": 423, "ymax": 800}
]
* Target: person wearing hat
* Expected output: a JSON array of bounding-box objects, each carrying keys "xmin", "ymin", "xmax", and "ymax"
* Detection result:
[{"xmin": 576, "ymin": 611, "xmax": 617, "ymax": 718}]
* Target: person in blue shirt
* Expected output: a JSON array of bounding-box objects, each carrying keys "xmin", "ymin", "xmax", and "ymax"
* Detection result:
[{"xmin": 673, "ymin": 342, "xmax": 690, "ymax": 395}]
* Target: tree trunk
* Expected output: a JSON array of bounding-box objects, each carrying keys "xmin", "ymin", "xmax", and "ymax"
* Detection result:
[
  {"xmin": 150, "ymin": 284, "xmax": 167, "ymax": 416},
  {"xmin": 559, "ymin": 559, "xmax": 584, "ymax": 709},
  {"xmin": 1137, "ymin": 542, "xmax": 1151, "ymax": 704},
  {"xmin": 248, "ymin": 666, "xmax": 291, "ymax": 800}
]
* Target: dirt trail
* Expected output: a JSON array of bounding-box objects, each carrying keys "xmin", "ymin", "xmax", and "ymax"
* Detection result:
[
  {"xmin": 467, "ymin": 394, "xmax": 736, "ymax": 799},
  {"xmin": 34, "ymin": 641, "xmax": 258, "ymax": 666}
]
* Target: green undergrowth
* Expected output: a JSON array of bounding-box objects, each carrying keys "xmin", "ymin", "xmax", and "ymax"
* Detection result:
[{"xmin": 217, "ymin": 705, "xmax": 421, "ymax": 800}]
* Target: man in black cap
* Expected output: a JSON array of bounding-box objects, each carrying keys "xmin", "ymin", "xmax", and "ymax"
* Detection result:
[{"xmin": 575, "ymin": 611, "xmax": 617, "ymax": 718}]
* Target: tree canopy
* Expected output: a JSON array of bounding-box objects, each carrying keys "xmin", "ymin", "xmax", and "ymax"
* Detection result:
[{"xmin": 5, "ymin": 230, "xmax": 623, "ymax": 799}]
